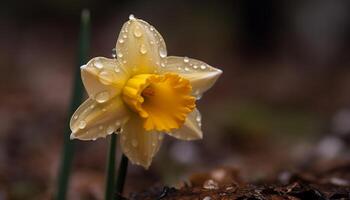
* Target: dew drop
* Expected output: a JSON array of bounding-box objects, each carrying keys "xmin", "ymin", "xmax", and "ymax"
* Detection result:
[
  {"xmin": 133, "ymin": 26, "xmax": 142, "ymax": 38},
  {"xmin": 90, "ymin": 104, "xmax": 95, "ymax": 109},
  {"xmin": 193, "ymin": 65, "xmax": 198, "ymax": 69},
  {"xmin": 117, "ymin": 52, "xmax": 123, "ymax": 58},
  {"xmin": 183, "ymin": 57, "xmax": 189, "ymax": 63},
  {"xmin": 95, "ymin": 91, "xmax": 110, "ymax": 103},
  {"xmin": 184, "ymin": 67, "xmax": 190, "ymax": 72},
  {"xmin": 78, "ymin": 120, "xmax": 86, "ymax": 129},
  {"xmin": 132, "ymin": 139, "xmax": 138, "ymax": 147},
  {"xmin": 99, "ymin": 71, "xmax": 113, "ymax": 85},
  {"xmin": 139, "ymin": 44, "xmax": 147, "ymax": 54},
  {"xmin": 161, "ymin": 63, "xmax": 166, "ymax": 67},
  {"xmin": 129, "ymin": 14, "xmax": 135, "ymax": 20},
  {"xmin": 111, "ymin": 48, "xmax": 117, "ymax": 58},
  {"xmin": 122, "ymin": 60, "xmax": 127, "ymax": 64},
  {"xmin": 196, "ymin": 115, "xmax": 201, "ymax": 122},
  {"xmin": 122, "ymin": 34, "xmax": 127, "ymax": 39},
  {"xmin": 106, "ymin": 126, "xmax": 115, "ymax": 135},
  {"xmin": 150, "ymin": 26, "xmax": 155, "ymax": 31},
  {"xmin": 94, "ymin": 60, "xmax": 103, "ymax": 69},
  {"xmin": 114, "ymin": 66, "xmax": 120, "ymax": 73},
  {"xmin": 200, "ymin": 64, "xmax": 207, "ymax": 70},
  {"xmin": 159, "ymin": 48, "xmax": 167, "ymax": 58},
  {"xmin": 118, "ymin": 38, "xmax": 124, "ymax": 44},
  {"xmin": 92, "ymin": 138, "xmax": 97, "ymax": 141},
  {"xmin": 73, "ymin": 115, "xmax": 78, "ymax": 120}
]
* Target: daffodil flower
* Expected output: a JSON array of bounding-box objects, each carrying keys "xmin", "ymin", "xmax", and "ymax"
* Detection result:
[{"xmin": 70, "ymin": 15, "xmax": 222, "ymax": 168}]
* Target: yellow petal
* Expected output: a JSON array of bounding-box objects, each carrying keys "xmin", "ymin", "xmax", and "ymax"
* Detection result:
[
  {"xmin": 70, "ymin": 97, "xmax": 130, "ymax": 140},
  {"xmin": 120, "ymin": 114, "xmax": 163, "ymax": 168},
  {"xmin": 81, "ymin": 57, "xmax": 130, "ymax": 102},
  {"xmin": 167, "ymin": 108, "xmax": 203, "ymax": 140},
  {"xmin": 161, "ymin": 56, "xmax": 222, "ymax": 99},
  {"xmin": 115, "ymin": 16, "xmax": 167, "ymax": 75}
]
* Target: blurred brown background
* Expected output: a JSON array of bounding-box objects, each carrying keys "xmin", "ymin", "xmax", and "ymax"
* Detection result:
[{"xmin": 1, "ymin": 0, "xmax": 350, "ymax": 199}]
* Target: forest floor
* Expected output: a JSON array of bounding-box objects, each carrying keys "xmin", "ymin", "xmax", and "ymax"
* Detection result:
[{"xmin": 128, "ymin": 162, "xmax": 350, "ymax": 200}]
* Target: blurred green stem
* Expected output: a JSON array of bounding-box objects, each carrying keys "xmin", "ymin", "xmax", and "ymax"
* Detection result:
[
  {"xmin": 55, "ymin": 9, "xmax": 90, "ymax": 200},
  {"xmin": 115, "ymin": 154, "xmax": 129, "ymax": 199},
  {"xmin": 104, "ymin": 133, "xmax": 117, "ymax": 200}
]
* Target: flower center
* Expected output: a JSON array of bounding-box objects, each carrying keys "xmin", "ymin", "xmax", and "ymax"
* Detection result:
[{"xmin": 122, "ymin": 73, "xmax": 196, "ymax": 132}]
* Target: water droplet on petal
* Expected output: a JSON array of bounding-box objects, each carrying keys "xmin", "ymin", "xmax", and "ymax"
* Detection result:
[
  {"xmin": 193, "ymin": 65, "xmax": 198, "ymax": 69},
  {"xmin": 90, "ymin": 104, "xmax": 95, "ymax": 109},
  {"xmin": 114, "ymin": 66, "xmax": 120, "ymax": 73},
  {"xmin": 111, "ymin": 48, "xmax": 117, "ymax": 58},
  {"xmin": 133, "ymin": 26, "xmax": 142, "ymax": 38},
  {"xmin": 122, "ymin": 34, "xmax": 127, "ymax": 39},
  {"xmin": 132, "ymin": 139, "xmax": 138, "ymax": 147},
  {"xmin": 92, "ymin": 138, "xmax": 97, "ymax": 141},
  {"xmin": 196, "ymin": 115, "xmax": 201, "ymax": 122},
  {"xmin": 78, "ymin": 120, "xmax": 86, "ymax": 129},
  {"xmin": 99, "ymin": 71, "xmax": 113, "ymax": 85},
  {"xmin": 159, "ymin": 47, "xmax": 167, "ymax": 58},
  {"xmin": 73, "ymin": 115, "xmax": 78, "ymax": 120},
  {"xmin": 200, "ymin": 64, "xmax": 207, "ymax": 70},
  {"xmin": 194, "ymin": 90, "xmax": 202, "ymax": 100},
  {"xmin": 118, "ymin": 38, "xmax": 124, "ymax": 44},
  {"xmin": 129, "ymin": 14, "xmax": 135, "ymax": 20},
  {"xmin": 95, "ymin": 91, "xmax": 110, "ymax": 103},
  {"xmin": 94, "ymin": 60, "xmax": 103, "ymax": 69},
  {"xmin": 183, "ymin": 57, "xmax": 189, "ymax": 63},
  {"xmin": 117, "ymin": 52, "xmax": 123, "ymax": 58},
  {"xmin": 184, "ymin": 67, "xmax": 190, "ymax": 72},
  {"xmin": 161, "ymin": 63, "xmax": 166, "ymax": 67},
  {"xmin": 106, "ymin": 126, "xmax": 115, "ymax": 135},
  {"xmin": 139, "ymin": 44, "xmax": 147, "ymax": 54}
]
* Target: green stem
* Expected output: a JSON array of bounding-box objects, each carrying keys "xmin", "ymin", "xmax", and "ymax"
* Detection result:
[
  {"xmin": 104, "ymin": 133, "xmax": 117, "ymax": 200},
  {"xmin": 55, "ymin": 9, "xmax": 90, "ymax": 200},
  {"xmin": 115, "ymin": 154, "xmax": 129, "ymax": 199}
]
